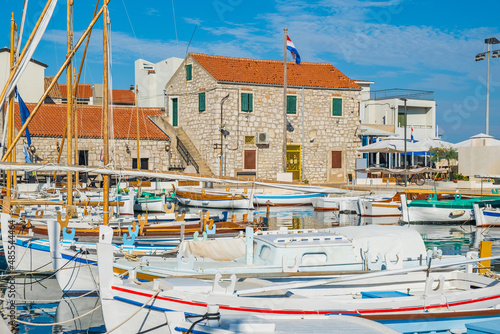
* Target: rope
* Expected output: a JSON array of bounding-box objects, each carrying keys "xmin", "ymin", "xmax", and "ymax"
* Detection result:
[
  {"xmin": 2, "ymin": 304, "xmax": 101, "ymax": 326},
  {"xmin": 105, "ymin": 289, "xmax": 160, "ymax": 333},
  {"xmin": 0, "ymin": 289, "xmax": 98, "ymax": 304}
]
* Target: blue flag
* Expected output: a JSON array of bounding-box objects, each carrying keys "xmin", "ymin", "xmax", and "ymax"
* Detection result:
[{"xmin": 14, "ymin": 87, "xmax": 31, "ymax": 147}]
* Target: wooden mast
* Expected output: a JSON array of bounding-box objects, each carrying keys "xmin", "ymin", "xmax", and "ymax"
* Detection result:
[
  {"xmin": 102, "ymin": 0, "xmax": 110, "ymax": 224},
  {"xmin": 6, "ymin": 13, "xmax": 15, "ymax": 197},
  {"xmin": 73, "ymin": 68, "xmax": 78, "ymax": 184},
  {"xmin": 1, "ymin": 4, "xmax": 107, "ymax": 162},
  {"xmin": 66, "ymin": 0, "xmax": 74, "ymax": 208}
]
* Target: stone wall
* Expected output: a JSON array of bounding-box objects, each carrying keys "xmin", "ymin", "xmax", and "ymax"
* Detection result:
[
  {"xmin": 9, "ymin": 136, "xmax": 177, "ymax": 172},
  {"xmin": 165, "ymin": 55, "xmax": 361, "ymax": 183}
]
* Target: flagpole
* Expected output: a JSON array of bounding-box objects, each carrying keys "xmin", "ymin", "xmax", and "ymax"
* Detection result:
[{"xmin": 283, "ymin": 28, "xmax": 288, "ymax": 174}]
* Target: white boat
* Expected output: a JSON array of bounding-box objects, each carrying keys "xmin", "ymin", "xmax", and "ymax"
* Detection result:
[
  {"xmin": 175, "ymin": 186, "xmax": 254, "ymax": 209},
  {"xmin": 134, "ymin": 193, "xmax": 166, "ymax": 213},
  {"xmin": 474, "ymin": 203, "xmax": 500, "ymax": 227},
  {"xmin": 112, "ymin": 225, "xmax": 469, "ymax": 280},
  {"xmin": 253, "ymin": 191, "xmax": 327, "ymax": 206},
  {"xmin": 97, "ymin": 230, "xmax": 500, "ymax": 334},
  {"xmin": 312, "ymin": 196, "xmax": 359, "ymax": 211},
  {"xmin": 357, "ymin": 193, "xmax": 402, "ymax": 217}
]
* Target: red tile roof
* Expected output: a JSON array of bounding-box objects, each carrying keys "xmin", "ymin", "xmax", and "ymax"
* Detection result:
[
  {"xmin": 14, "ymin": 103, "xmax": 169, "ymax": 140},
  {"xmin": 59, "ymin": 84, "xmax": 93, "ymax": 99},
  {"xmin": 112, "ymin": 89, "xmax": 135, "ymax": 104},
  {"xmin": 191, "ymin": 53, "xmax": 360, "ymax": 90},
  {"xmin": 44, "ymin": 77, "xmax": 62, "ymax": 99}
]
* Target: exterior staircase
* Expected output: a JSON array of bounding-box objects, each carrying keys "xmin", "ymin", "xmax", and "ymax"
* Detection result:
[
  {"xmin": 174, "ymin": 127, "xmax": 213, "ymax": 176},
  {"xmin": 149, "ymin": 116, "xmax": 213, "ymax": 176}
]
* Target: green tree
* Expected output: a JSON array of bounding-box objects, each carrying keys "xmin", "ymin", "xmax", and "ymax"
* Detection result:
[{"xmin": 429, "ymin": 146, "xmax": 458, "ymax": 180}]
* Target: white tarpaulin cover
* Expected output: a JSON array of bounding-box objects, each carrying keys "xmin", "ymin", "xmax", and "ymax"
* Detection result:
[{"xmin": 179, "ymin": 237, "xmax": 246, "ymax": 262}]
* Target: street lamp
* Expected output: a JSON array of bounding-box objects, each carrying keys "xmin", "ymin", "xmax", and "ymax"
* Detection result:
[
  {"xmin": 220, "ymin": 94, "xmax": 230, "ymax": 177},
  {"xmin": 475, "ymin": 37, "xmax": 500, "ymax": 135}
]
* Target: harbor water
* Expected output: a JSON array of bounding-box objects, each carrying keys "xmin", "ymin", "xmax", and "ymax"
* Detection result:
[{"xmin": 1, "ymin": 205, "xmax": 500, "ymax": 333}]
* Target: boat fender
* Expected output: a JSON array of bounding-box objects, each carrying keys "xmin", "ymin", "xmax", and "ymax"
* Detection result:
[
  {"xmin": 62, "ymin": 226, "xmax": 76, "ymax": 241},
  {"xmin": 449, "ymin": 210, "xmax": 465, "ymax": 217},
  {"xmin": 226, "ymin": 186, "xmax": 230, "ymax": 192},
  {"xmin": 492, "ymin": 189, "xmax": 499, "ymax": 195},
  {"xmin": 35, "ymin": 210, "xmax": 44, "ymax": 218}
]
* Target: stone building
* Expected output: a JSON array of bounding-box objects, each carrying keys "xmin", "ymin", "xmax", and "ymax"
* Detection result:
[
  {"xmin": 164, "ymin": 53, "xmax": 362, "ymax": 183},
  {"xmin": 7, "ymin": 103, "xmax": 178, "ymax": 172}
]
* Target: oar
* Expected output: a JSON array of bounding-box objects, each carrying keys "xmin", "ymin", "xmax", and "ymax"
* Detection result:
[{"xmin": 235, "ymin": 255, "xmax": 500, "ymax": 296}]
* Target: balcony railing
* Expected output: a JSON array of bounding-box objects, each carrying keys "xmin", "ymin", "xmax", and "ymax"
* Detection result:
[{"xmin": 371, "ymin": 89, "xmax": 434, "ymax": 101}]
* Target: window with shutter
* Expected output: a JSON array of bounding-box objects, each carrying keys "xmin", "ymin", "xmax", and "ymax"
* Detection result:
[
  {"xmin": 241, "ymin": 93, "xmax": 253, "ymax": 112},
  {"xmin": 331, "ymin": 151, "xmax": 342, "ymax": 169},
  {"xmin": 287, "ymin": 95, "xmax": 297, "ymax": 114},
  {"xmin": 332, "ymin": 98, "xmax": 342, "ymax": 116},
  {"xmin": 186, "ymin": 64, "xmax": 192, "ymax": 81},
  {"xmin": 244, "ymin": 150, "xmax": 256, "ymax": 169},
  {"xmin": 198, "ymin": 92, "xmax": 205, "ymax": 112}
]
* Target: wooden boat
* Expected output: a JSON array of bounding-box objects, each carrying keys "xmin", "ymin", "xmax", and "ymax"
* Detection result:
[
  {"xmin": 356, "ymin": 192, "xmax": 423, "ymax": 217},
  {"xmin": 134, "ymin": 192, "xmax": 166, "ymax": 213},
  {"xmin": 97, "ymin": 233, "xmax": 500, "ymax": 334},
  {"xmin": 175, "ymin": 186, "xmax": 254, "ymax": 209},
  {"xmin": 312, "ymin": 196, "xmax": 360, "ymax": 211},
  {"xmin": 253, "ymin": 191, "xmax": 327, "ymax": 206},
  {"xmin": 401, "ymin": 193, "xmax": 500, "ymax": 223},
  {"xmin": 111, "ymin": 225, "xmax": 469, "ymax": 281},
  {"xmin": 473, "ymin": 203, "xmax": 500, "ymax": 227}
]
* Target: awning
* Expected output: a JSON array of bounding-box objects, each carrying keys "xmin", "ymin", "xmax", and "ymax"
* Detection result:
[{"xmin": 360, "ymin": 125, "xmax": 395, "ymax": 137}]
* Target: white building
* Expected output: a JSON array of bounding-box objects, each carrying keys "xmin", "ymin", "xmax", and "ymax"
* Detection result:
[
  {"xmin": 0, "ymin": 47, "xmax": 47, "ymax": 103},
  {"xmin": 357, "ymin": 82, "xmax": 436, "ymax": 141},
  {"xmin": 134, "ymin": 57, "xmax": 183, "ymax": 108}
]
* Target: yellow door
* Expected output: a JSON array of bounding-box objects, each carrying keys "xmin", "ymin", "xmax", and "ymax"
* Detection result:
[{"xmin": 286, "ymin": 145, "xmax": 301, "ymax": 181}]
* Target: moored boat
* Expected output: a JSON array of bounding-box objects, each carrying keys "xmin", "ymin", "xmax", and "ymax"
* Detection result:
[{"xmin": 175, "ymin": 186, "xmax": 254, "ymax": 209}]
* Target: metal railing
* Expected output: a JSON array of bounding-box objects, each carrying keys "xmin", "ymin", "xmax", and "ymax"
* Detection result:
[
  {"xmin": 176, "ymin": 137, "xmax": 199, "ymax": 173},
  {"xmin": 371, "ymin": 89, "xmax": 434, "ymax": 101}
]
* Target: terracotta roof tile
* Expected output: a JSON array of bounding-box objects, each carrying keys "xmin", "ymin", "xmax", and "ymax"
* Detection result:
[
  {"xmin": 112, "ymin": 89, "xmax": 135, "ymax": 104},
  {"xmin": 13, "ymin": 103, "xmax": 168, "ymax": 140},
  {"xmin": 191, "ymin": 53, "xmax": 360, "ymax": 90},
  {"xmin": 59, "ymin": 84, "xmax": 93, "ymax": 99},
  {"xmin": 44, "ymin": 77, "xmax": 62, "ymax": 99}
]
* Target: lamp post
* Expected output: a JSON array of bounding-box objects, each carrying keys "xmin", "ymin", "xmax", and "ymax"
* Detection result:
[
  {"xmin": 400, "ymin": 98, "xmax": 408, "ymax": 187},
  {"xmin": 220, "ymin": 94, "xmax": 230, "ymax": 177},
  {"xmin": 475, "ymin": 37, "xmax": 500, "ymax": 136}
]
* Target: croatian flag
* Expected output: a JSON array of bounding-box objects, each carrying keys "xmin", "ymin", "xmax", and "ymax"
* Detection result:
[
  {"xmin": 410, "ymin": 125, "xmax": 414, "ymax": 143},
  {"xmin": 287, "ymin": 35, "xmax": 301, "ymax": 65}
]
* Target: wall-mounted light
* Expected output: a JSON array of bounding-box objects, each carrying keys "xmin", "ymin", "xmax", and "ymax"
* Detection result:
[
  {"xmin": 56, "ymin": 141, "xmax": 60, "ymax": 152},
  {"xmin": 165, "ymin": 143, "xmax": 170, "ymax": 152},
  {"xmin": 125, "ymin": 144, "xmax": 131, "ymax": 154}
]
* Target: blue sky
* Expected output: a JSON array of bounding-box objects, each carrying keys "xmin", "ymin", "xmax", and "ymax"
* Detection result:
[{"xmin": 2, "ymin": 0, "xmax": 500, "ymax": 143}]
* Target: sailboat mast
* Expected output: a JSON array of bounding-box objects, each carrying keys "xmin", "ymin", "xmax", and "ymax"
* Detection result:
[
  {"xmin": 102, "ymin": 0, "xmax": 110, "ymax": 224},
  {"xmin": 6, "ymin": 13, "xmax": 15, "ymax": 198},
  {"xmin": 73, "ymin": 68, "xmax": 79, "ymax": 183},
  {"xmin": 66, "ymin": 0, "xmax": 74, "ymax": 206}
]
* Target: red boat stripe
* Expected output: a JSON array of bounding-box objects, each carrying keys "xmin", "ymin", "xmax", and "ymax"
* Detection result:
[{"xmin": 111, "ymin": 286, "xmax": 500, "ymax": 315}]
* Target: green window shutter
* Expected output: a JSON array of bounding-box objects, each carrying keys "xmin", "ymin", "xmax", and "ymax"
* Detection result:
[
  {"xmin": 241, "ymin": 93, "xmax": 248, "ymax": 111},
  {"xmin": 186, "ymin": 64, "xmax": 192, "ymax": 81},
  {"xmin": 248, "ymin": 93, "xmax": 253, "ymax": 112},
  {"xmin": 198, "ymin": 92, "xmax": 205, "ymax": 111},
  {"xmin": 332, "ymin": 98, "xmax": 342, "ymax": 116},
  {"xmin": 241, "ymin": 93, "xmax": 253, "ymax": 112},
  {"xmin": 287, "ymin": 96, "xmax": 297, "ymax": 114}
]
